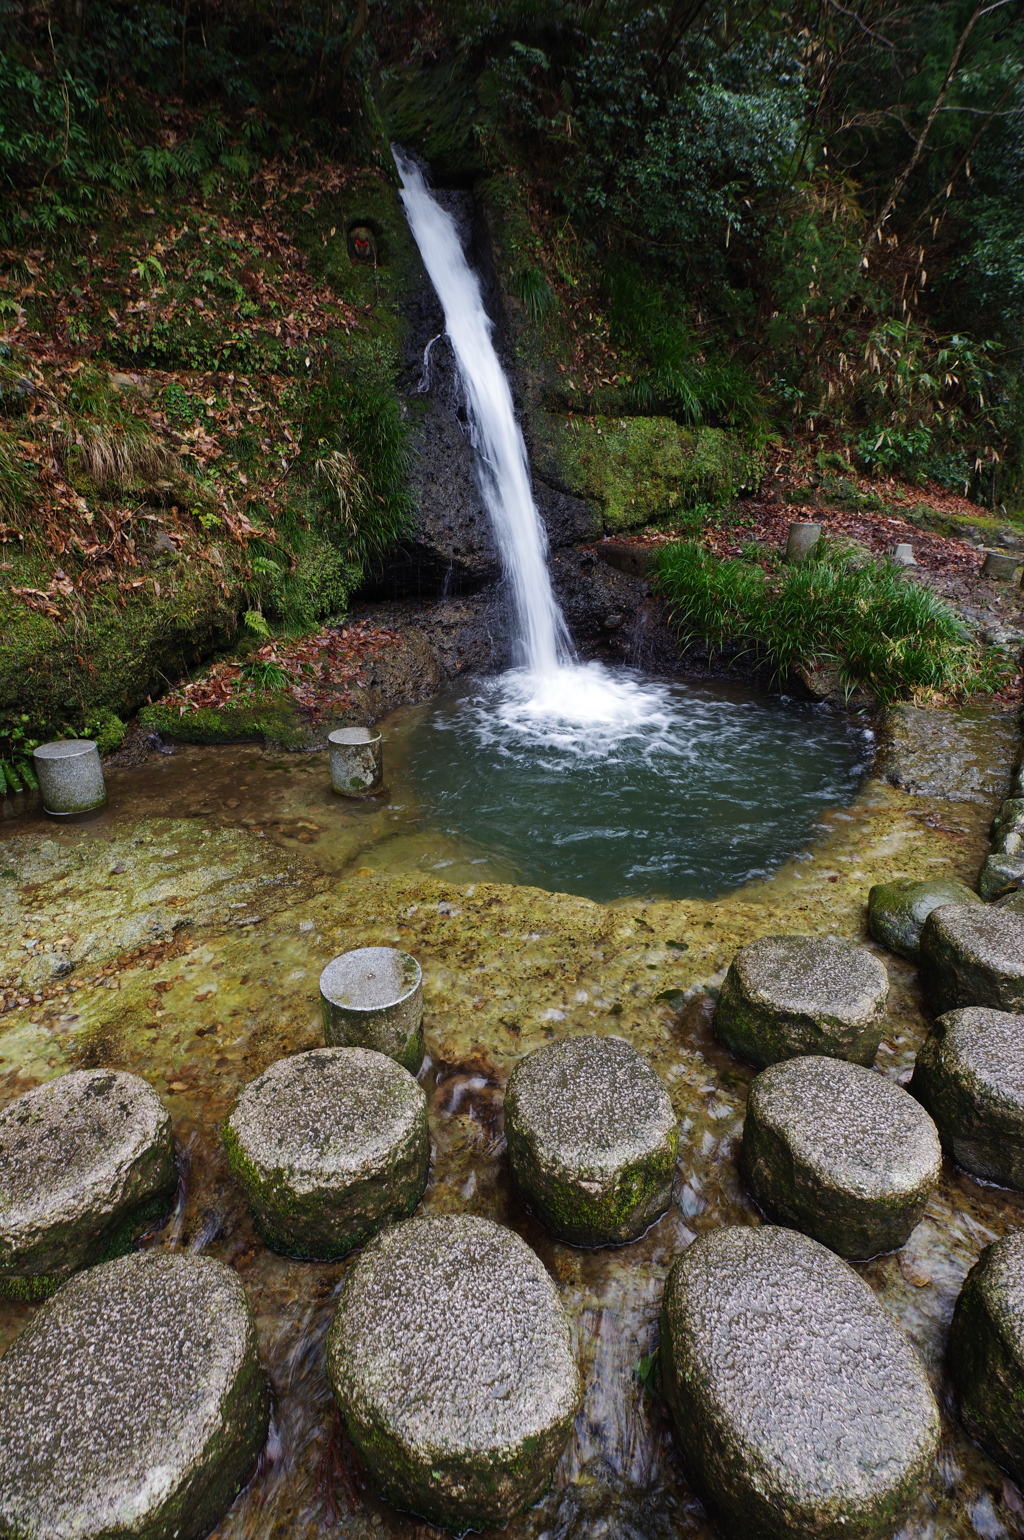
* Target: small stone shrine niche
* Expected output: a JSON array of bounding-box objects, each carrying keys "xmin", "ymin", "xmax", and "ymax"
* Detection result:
[{"xmin": 347, "ymin": 223, "xmax": 378, "ymax": 264}]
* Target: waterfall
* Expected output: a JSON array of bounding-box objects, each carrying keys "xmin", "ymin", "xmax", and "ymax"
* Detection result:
[
  {"xmin": 393, "ymin": 147, "xmax": 666, "ymax": 737},
  {"xmin": 393, "ymin": 147, "xmax": 572, "ymax": 677}
]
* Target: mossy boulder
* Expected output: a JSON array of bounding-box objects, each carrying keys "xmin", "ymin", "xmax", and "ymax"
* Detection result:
[
  {"xmin": 327, "ymin": 1215, "xmax": 581, "ymax": 1532},
  {"xmin": 911, "ymin": 1007, "xmax": 1024, "ymax": 1189},
  {"xmin": 742, "ymin": 1056, "xmax": 942, "ymax": 1258},
  {"xmin": 223, "ymin": 1047, "xmax": 429, "ymax": 1259},
  {"xmin": 531, "ymin": 413, "xmax": 763, "ymax": 533},
  {"xmin": 504, "ymin": 1034, "xmax": 678, "ymax": 1247},
  {"xmin": 949, "ymin": 1231, "xmax": 1024, "ymax": 1485},
  {"xmin": 0, "ymin": 1251, "xmax": 269, "ymax": 1540},
  {"xmin": 715, "ymin": 933, "xmax": 890, "ymax": 1069},
  {"xmin": 867, "ymin": 877, "xmax": 980, "ymax": 961},
  {"xmin": 0, "ymin": 1068, "xmax": 176, "ymax": 1299},
  {"xmin": 919, "ymin": 905, "xmax": 1024, "ymax": 1015},
  {"xmin": 660, "ymin": 1225, "xmax": 940, "ymax": 1540}
]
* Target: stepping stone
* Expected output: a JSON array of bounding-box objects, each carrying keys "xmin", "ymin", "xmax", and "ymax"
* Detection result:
[
  {"xmin": 223, "ymin": 1047, "xmax": 429, "ymax": 1259},
  {"xmin": 661, "ymin": 1225, "xmax": 940, "ymax": 1540},
  {"xmin": 715, "ymin": 934, "xmax": 890, "ymax": 1069},
  {"xmin": 503, "ymin": 1034, "xmax": 678, "ymax": 1246},
  {"xmin": 867, "ymin": 876, "xmax": 980, "ymax": 961},
  {"xmin": 949, "ymin": 1230, "xmax": 1024, "ymax": 1485},
  {"xmin": 0, "ymin": 1251, "xmax": 269, "ymax": 1540},
  {"xmin": 920, "ymin": 904, "xmax": 1024, "ymax": 1016},
  {"xmin": 911, "ymin": 1007, "xmax": 1024, "ymax": 1189},
  {"xmin": 320, "ymin": 946, "xmax": 424, "ymax": 1072},
  {"xmin": 327, "ymin": 1214, "xmax": 580, "ymax": 1531},
  {"xmin": 742, "ymin": 1056, "xmax": 942, "ymax": 1258},
  {"xmin": 0, "ymin": 1068, "xmax": 176, "ymax": 1299}
]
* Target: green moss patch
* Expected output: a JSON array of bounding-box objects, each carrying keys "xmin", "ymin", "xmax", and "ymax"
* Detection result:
[{"xmin": 533, "ymin": 413, "xmax": 764, "ymax": 532}]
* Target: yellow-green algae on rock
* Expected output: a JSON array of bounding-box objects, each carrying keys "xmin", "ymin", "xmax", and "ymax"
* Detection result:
[{"xmin": 0, "ymin": 709, "xmax": 1022, "ymax": 1539}]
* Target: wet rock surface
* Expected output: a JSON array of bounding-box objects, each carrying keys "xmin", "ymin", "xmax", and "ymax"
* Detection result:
[
  {"xmin": 223, "ymin": 1047, "xmax": 428, "ymax": 1259},
  {"xmin": 661, "ymin": 1225, "xmax": 940, "ymax": 1540},
  {"xmin": 0, "ymin": 1251, "xmax": 269, "ymax": 1540},
  {"xmin": 742, "ymin": 1056, "xmax": 942, "ymax": 1257},
  {"xmin": 949, "ymin": 1230, "xmax": 1024, "ymax": 1487},
  {"xmin": 911, "ymin": 1006, "xmax": 1024, "ymax": 1188},
  {"xmin": 919, "ymin": 904, "xmax": 1024, "ymax": 1015},
  {"xmin": 326, "ymin": 1214, "xmax": 581, "ymax": 1531},
  {"xmin": 876, "ymin": 705, "xmax": 1017, "ymax": 803},
  {"xmin": 715, "ymin": 933, "xmax": 890, "ymax": 1067},
  {"xmin": 867, "ymin": 876, "xmax": 980, "ymax": 961},
  {"xmin": 0, "ymin": 1068, "xmax": 175, "ymax": 1296},
  {"xmin": 504, "ymin": 1034, "xmax": 678, "ymax": 1246}
]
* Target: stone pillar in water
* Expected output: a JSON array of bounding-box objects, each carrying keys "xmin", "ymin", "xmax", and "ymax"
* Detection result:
[
  {"xmin": 32, "ymin": 740, "xmax": 106, "ymax": 816},
  {"xmin": 328, "ymin": 727, "xmax": 383, "ymax": 796},
  {"xmin": 785, "ymin": 522, "xmax": 822, "ymax": 564},
  {"xmin": 320, "ymin": 946, "xmax": 424, "ymax": 1072}
]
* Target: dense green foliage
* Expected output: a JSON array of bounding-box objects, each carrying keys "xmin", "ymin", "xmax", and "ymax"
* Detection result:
[{"xmin": 656, "ymin": 538, "xmax": 1004, "ymax": 701}]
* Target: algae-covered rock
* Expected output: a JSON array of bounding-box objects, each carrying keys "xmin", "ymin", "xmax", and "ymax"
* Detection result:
[
  {"xmin": 949, "ymin": 1231, "xmax": 1024, "ymax": 1485},
  {"xmin": 660, "ymin": 1225, "xmax": 940, "ymax": 1540},
  {"xmin": 742, "ymin": 1056, "xmax": 941, "ymax": 1258},
  {"xmin": 532, "ymin": 413, "xmax": 762, "ymax": 532},
  {"xmin": 223, "ymin": 1047, "xmax": 429, "ymax": 1258},
  {"xmin": 867, "ymin": 877, "xmax": 980, "ymax": 961},
  {"xmin": 715, "ymin": 933, "xmax": 889, "ymax": 1069},
  {"xmin": 0, "ymin": 1069, "xmax": 176, "ymax": 1299},
  {"xmin": 326, "ymin": 1214, "xmax": 581, "ymax": 1532},
  {"xmin": 0, "ymin": 1251, "xmax": 269, "ymax": 1540},
  {"xmin": 979, "ymin": 853, "xmax": 1024, "ymax": 901},
  {"xmin": 919, "ymin": 904, "xmax": 1024, "ymax": 1015},
  {"xmin": 504, "ymin": 1034, "xmax": 678, "ymax": 1246},
  {"xmin": 911, "ymin": 1007, "xmax": 1024, "ymax": 1188}
]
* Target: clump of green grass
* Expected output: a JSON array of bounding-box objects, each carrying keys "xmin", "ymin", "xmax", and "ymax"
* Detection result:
[{"xmin": 655, "ymin": 538, "xmax": 1004, "ymax": 703}]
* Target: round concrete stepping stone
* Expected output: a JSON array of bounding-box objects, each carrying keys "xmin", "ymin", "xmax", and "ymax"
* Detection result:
[
  {"xmin": 503, "ymin": 1034, "xmax": 678, "ymax": 1246},
  {"xmin": 320, "ymin": 945, "xmax": 423, "ymax": 1072},
  {"xmin": 911, "ymin": 1006, "xmax": 1024, "ymax": 1188},
  {"xmin": 0, "ymin": 1251, "xmax": 269, "ymax": 1540},
  {"xmin": 742, "ymin": 1056, "xmax": 942, "ymax": 1258},
  {"xmin": 715, "ymin": 933, "xmax": 889, "ymax": 1069},
  {"xmin": 920, "ymin": 904, "xmax": 1024, "ymax": 1016},
  {"xmin": 327, "ymin": 1214, "xmax": 580, "ymax": 1531},
  {"xmin": 0, "ymin": 1068, "xmax": 176, "ymax": 1299},
  {"xmin": 949, "ymin": 1230, "xmax": 1024, "ymax": 1484},
  {"xmin": 867, "ymin": 876, "xmax": 980, "ymax": 961},
  {"xmin": 661, "ymin": 1225, "xmax": 940, "ymax": 1540},
  {"xmin": 223, "ymin": 1047, "xmax": 429, "ymax": 1259}
]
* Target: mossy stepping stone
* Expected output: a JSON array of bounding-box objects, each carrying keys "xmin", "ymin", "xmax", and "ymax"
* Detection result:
[
  {"xmin": 0, "ymin": 1251, "xmax": 269, "ymax": 1540},
  {"xmin": 920, "ymin": 904, "xmax": 1024, "ymax": 1016},
  {"xmin": 223, "ymin": 1047, "xmax": 429, "ymax": 1259},
  {"xmin": 715, "ymin": 933, "xmax": 889, "ymax": 1069},
  {"xmin": 949, "ymin": 1231, "xmax": 1024, "ymax": 1485},
  {"xmin": 0, "ymin": 1068, "xmax": 176, "ymax": 1299},
  {"xmin": 327, "ymin": 1215, "xmax": 581, "ymax": 1532},
  {"xmin": 911, "ymin": 1007, "xmax": 1024, "ymax": 1189},
  {"xmin": 742, "ymin": 1056, "xmax": 942, "ymax": 1258},
  {"xmin": 661, "ymin": 1225, "xmax": 940, "ymax": 1540},
  {"xmin": 504, "ymin": 1034, "xmax": 677, "ymax": 1247},
  {"xmin": 867, "ymin": 877, "xmax": 980, "ymax": 961}
]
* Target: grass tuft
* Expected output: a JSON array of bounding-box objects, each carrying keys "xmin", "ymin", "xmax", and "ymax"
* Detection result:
[{"xmin": 656, "ymin": 538, "xmax": 1005, "ymax": 703}]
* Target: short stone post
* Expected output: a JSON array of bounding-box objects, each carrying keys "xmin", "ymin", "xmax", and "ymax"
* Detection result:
[
  {"xmin": 981, "ymin": 550, "xmax": 1021, "ymax": 582},
  {"xmin": 320, "ymin": 946, "xmax": 424, "ymax": 1072},
  {"xmin": 892, "ymin": 543, "xmax": 917, "ymax": 566},
  {"xmin": 32, "ymin": 740, "xmax": 106, "ymax": 816},
  {"xmin": 785, "ymin": 522, "xmax": 822, "ymax": 564},
  {"xmin": 328, "ymin": 726, "xmax": 383, "ymax": 796}
]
